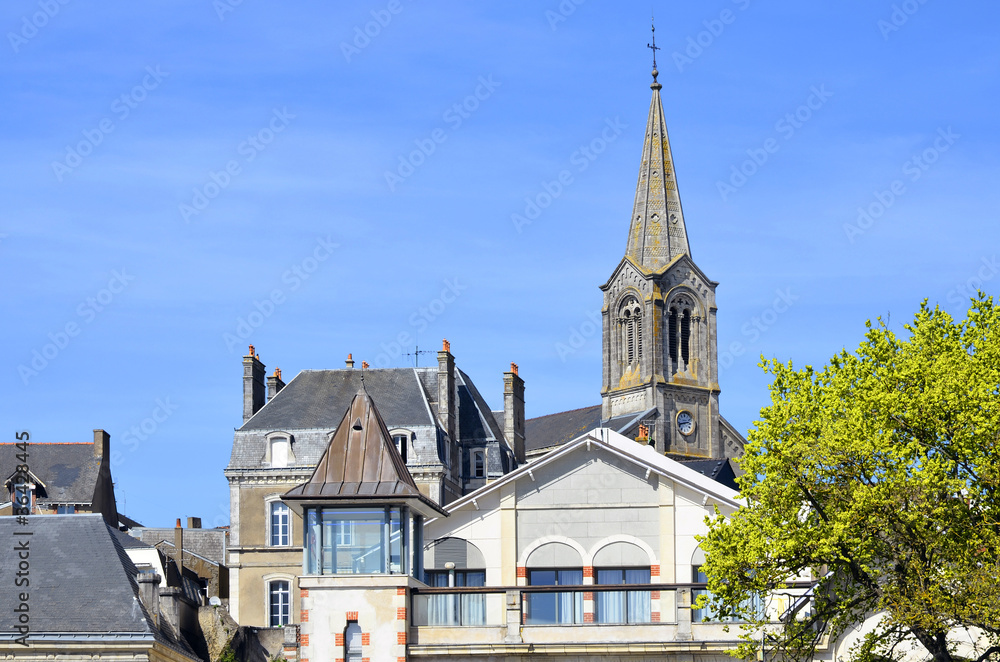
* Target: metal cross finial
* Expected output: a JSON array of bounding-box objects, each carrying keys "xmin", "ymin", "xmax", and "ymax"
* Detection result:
[{"xmin": 647, "ymin": 16, "xmax": 660, "ymax": 70}]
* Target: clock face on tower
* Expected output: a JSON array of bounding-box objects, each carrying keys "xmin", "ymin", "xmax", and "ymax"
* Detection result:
[{"xmin": 676, "ymin": 411, "xmax": 695, "ymax": 436}]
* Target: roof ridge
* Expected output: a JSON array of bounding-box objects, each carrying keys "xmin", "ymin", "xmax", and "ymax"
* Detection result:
[{"xmin": 527, "ymin": 404, "xmax": 601, "ymax": 420}]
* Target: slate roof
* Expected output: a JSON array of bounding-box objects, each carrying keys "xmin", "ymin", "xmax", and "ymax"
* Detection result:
[
  {"xmin": 526, "ymin": 406, "xmax": 682, "ymax": 455},
  {"xmin": 677, "ymin": 459, "xmax": 740, "ymax": 491},
  {"xmin": 525, "ymin": 405, "xmax": 603, "ymax": 452},
  {"xmin": 0, "ymin": 514, "xmax": 199, "ymax": 659},
  {"xmin": 111, "ymin": 526, "xmax": 155, "ymax": 550},
  {"xmin": 229, "ymin": 366, "xmax": 508, "ymax": 474},
  {"xmin": 0, "ymin": 443, "xmax": 100, "ymax": 505},
  {"xmin": 240, "ymin": 369, "xmax": 435, "ymax": 431},
  {"xmin": 133, "ymin": 528, "xmax": 227, "ymax": 565}
]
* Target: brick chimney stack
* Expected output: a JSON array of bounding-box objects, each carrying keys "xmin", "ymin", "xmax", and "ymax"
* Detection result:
[
  {"xmin": 503, "ymin": 363, "xmax": 525, "ymax": 465},
  {"xmin": 267, "ymin": 367, "xmax": 286, "ymax": 402},
  {"xmin": 437, "ymin": 339, "xmax": 457, "ymax": 445},
  {"xmin": 345, "ymin": 353, "xmax": 355, "ymax": 369},
  {"xmin": 243, "ymin": 345, "xmax": 266, "ymax": 422}
]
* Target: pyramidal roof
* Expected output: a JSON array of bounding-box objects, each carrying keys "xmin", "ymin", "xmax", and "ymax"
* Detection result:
[
  {"xmin": 625, "ymin": 66, "xmax": 691, "ymax": 272},
  {"xmin": 283, "ymin": 384, "xmax": 444, "ymax": 515}
]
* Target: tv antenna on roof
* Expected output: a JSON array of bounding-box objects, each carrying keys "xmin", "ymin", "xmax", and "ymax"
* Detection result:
[{"xmin": 403, "ymin": 345, "xmax": 434, "ymax": 367}]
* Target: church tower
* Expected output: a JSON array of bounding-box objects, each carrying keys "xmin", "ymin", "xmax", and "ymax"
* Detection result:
[{"xmin": 600, "ymin": 55, "xmax": 744, "ymax": 460}]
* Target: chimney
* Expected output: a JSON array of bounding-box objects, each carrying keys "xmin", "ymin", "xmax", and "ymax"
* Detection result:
[
  {"xmin": 93, "ymin": 429, "xmax": 110, "ymax": 459},
  {"xmin": 267, "ymin": 368, "xmax": 285, "ymax": 402},
  {"xmin": 158, "ymin": 586, "xmax": 182, "ymax": 633},
  {"xmin": 504, "ymin": 363, "xmax": 526, "ymax": 465},
  {"xmin": 361, "ymin": 361, "xmax": 369, "ymax": 370},
  {"xmin": 136, "ymin": 567, "xmax": 161, "ymax": 625},
  {"xmin": 243, "ymin": 345, "xmax": 266, "ymax": 422},
  {"xmin": 187, "ymin": 517, "xmax": 202, "ymax": 529},
  {"xmin": 437, "ymin": 339, "xmax": 457, "ymax": 444},
  {"xmin": 345, "ymin": 353, "xmax": 355, "ymax": 369},
  {"xmin": 174, "ymin": 518, "xmax": 184, "ymax": 579}
]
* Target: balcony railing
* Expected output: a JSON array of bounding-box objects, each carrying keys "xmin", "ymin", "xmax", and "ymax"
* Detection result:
[{"xmin": 411, "ymin": 584, "xmax": 684, "ymax": 627}]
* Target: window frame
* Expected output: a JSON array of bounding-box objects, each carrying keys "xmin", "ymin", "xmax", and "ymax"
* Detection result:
[
  {"xmin": 472, "ymin": 449, "xmax": 486, "ymax": 478},
  {"xmin": 267, "ymin": 579, "xmax": 291, "ymax": 627},
  {"xmin": 593, "ymin": 566, "xmax": 651, "ymax": 624},
  {"xmin": 266, "ymin": 497, "xmax": 291, "ymax": 547},
  {"xmin": 263, "ymin": 431, "xmax": 295, "ymax": 468},
  {"xmin": 525, "ymin": 567, "xmax": 585, "ymax": 625},
  {"xmin": 390, "ymin": 431, "xmax": 409, "ymax": 464}
]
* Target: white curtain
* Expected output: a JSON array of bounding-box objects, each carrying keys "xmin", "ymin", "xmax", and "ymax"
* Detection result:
[
  {"xmin": 558, "ymin": 570, "xmax": 583, "ymax": 624},
  {"xmin": 625, "ymin": 568, "xmax": 651, "ymax": 623},
  {"xmin": 596, "ymin": 568, "xmax": 650, "ymax": 623},
  {"xmin": 461, "ymin": 571, "xmax": 486, "ymax": 625}
]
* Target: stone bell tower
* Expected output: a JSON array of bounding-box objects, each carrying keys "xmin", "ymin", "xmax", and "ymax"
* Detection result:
[{"xmin": 600, "ymin": 56, "xmax": 743, "ymax": 461}]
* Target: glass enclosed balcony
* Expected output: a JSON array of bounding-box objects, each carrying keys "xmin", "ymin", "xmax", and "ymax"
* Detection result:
[{"xmin": 303, "ymin": 506, "xmax": 411, "ymax": 575}]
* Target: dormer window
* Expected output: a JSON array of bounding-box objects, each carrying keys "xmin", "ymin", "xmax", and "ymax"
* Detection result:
[
  {"xmin": 391, "ymin": 433, "xmax": 409, "ymax": 463},
  {"xmin": 472, "ymin": 450, "xmax": 486, "ymax": 478},
  {"xmin": 265, "ymin": 433, "xmax": 295, "ymax": 468},
  {"xmin": 12, "ymin": 483, "xmax": 33, "ymax": 514},
  {"xmin": 271, "ymin": 438, "xmax": 288, "ymax": 467}
]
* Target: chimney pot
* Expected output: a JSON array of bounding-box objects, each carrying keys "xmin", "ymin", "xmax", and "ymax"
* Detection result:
[
  {"xmin": 346, "ymin": 353, "xmax": 355, "ymax": 369},
  {"xmin": 248, "ymin": 344, "xmax": 255, "ymax": 357},
  {"xmin": 442, "ymin": 338, "xmax": 450, "ymax": 352},
  {"xmin": 361, "ymin": 361, "xmax": 369, "ymax": 370}
]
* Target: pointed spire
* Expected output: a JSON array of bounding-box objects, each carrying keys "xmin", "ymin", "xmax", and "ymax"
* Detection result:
[{"xmin": 626, "ymin": 21, "xmax": 691, "ymax": 272}]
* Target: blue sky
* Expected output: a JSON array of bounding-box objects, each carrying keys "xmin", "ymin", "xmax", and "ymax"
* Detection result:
[{"xmin": 2, "ymin": 1, "xmax": 998, "ymax": 527}]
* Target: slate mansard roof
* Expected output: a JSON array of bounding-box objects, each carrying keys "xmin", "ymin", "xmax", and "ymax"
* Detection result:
[
  {"xmin": 0, "ymin": 442, "xmax": 102, "ymax": 505},
  {"xmin": 0, "ymin": 514, "xmax": 198, "ymax": 659},
  {"xmin": 228, "ymin": 366, "xmax": 510, "ymax": 472}
]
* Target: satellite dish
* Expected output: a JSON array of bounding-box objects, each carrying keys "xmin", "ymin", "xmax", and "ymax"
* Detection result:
[{"xmin": 209, "ymin": 596, "xmax": 221, "ymax": 606}]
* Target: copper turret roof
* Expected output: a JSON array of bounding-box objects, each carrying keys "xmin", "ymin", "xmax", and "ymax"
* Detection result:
[
  {"xmin": 625, "ymin": 66, "xmax": 691, "ymax": 271},
  {"xmin": 282, "ymin": 384, "xmax": 446, "ymax": 516}
]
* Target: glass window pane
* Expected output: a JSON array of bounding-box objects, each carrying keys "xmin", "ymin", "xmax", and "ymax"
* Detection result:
[
  {"xmin": 390, "ymin": 508, "xmax": 402, "ymax": 574},
  {"xmin": 269, "ymin": 581, "xmax": 290, "ymax": 626},
  {"xmin": 270, "ymin": 502, "xmax": 289, "ymax": 546},
  {"xmin": 320, "ymin": 509, "xmax": 387, "ymax": 574},
  {"xmin": 305, "ymin": 509, "xmax": 320, "ymax": 574}
]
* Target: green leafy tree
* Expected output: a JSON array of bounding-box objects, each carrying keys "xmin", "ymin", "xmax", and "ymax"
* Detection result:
[{"xmin": 699, "ymin": 297, "xmax": 1000, "ymax": 662}]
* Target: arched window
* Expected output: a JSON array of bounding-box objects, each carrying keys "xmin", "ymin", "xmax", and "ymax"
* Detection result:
[
  {"xmin": 593, "ymin": 541, "xmax": 652, "ymax": 624},
  {"xmin": 345, "ymin": 621, "xmax": 362, "ymax": 662},
  {"xmin": 424, "ymin": 538, "xmax": 487, "ymax": 625},
  {"xmin": 667, "ymin": 295, "xmax": 695, "ymax": 373},
  {"xmin": 524, "ymin": 542, "xmax": 584, "ymax": 625},
  {"xmin": 617, "ymin": 296, "xmax": 643, "ymax": 368}
]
